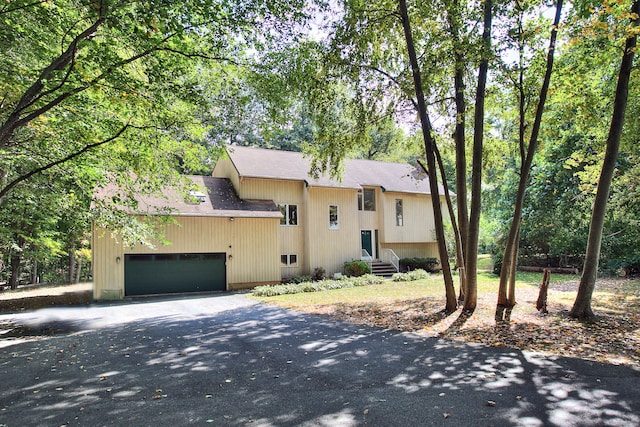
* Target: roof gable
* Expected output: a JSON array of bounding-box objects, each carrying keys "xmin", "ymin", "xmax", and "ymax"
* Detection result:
[{"xmin": 225, "ymin": 145, "xmax": 444, "ymax": 195}]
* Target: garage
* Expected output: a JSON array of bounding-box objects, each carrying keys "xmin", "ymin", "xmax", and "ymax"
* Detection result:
[{"xmin": 124, "ymin": 252, "xmax": 226, "ymax": 296}]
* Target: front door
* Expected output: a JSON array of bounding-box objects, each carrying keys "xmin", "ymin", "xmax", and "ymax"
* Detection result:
[{"xmin": 361, "ymin": 230, "xmax": 373, "ymax": 258}]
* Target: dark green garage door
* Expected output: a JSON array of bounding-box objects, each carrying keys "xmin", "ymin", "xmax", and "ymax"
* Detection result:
[{"xmin": 124, "ymin": 253, "xmax": 226, "ymax": 296}]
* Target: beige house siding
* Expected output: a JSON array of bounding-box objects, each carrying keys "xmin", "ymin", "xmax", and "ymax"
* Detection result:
[
  {"xmin": 237, "ymin": 177, "xmax": 305, "ymax": 279},
  {"xmin": 381, "ymin": 192, "xmax": 436, "ymax": 243},
  {"xmin": 357, "ymin": 187, "xmax": 382, "ymax": 231},
  {"xmin": 213, "ymin": 160, "xmax": 306, "ymax": 279},
  {"xmin": 304, "ymin": 187, "xmax": 360, "ymax": 276},
  {"xmin": 212, "ymin": 158, "xmax": 241, "ymax": 192},
  {"xmin": 380, "ymin": 242, "xmax": 439, "ymax": 260},
  {"xmin": 92, "ymin": 216, "xmax": 280, "ymax": 300}
]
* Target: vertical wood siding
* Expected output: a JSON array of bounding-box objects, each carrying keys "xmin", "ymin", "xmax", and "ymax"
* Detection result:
[
  {"xmin": 381, "ymin": 192, "xmax": 437, "ymax": 243},
  {"xmin": 240, "ymin": 178, "xmax": 305, "ymax": 279},
  {"xmin": 212, "ymin": 158, "xmax": 241, "ymax": 192},
  {"xmin": 381, "ymin": 242, "xmax": 439, "ymax": 260},
  {"xmin": 304, "ymin": 187, "xmax": 360, "ymax": 276},
  {"xmin": 357, "ymin": 187, "xmax": 381, "ymax": 231},
  {"xmin": 213, "ymin": 163, "xmax": 305, "ymax": 279},
  {"xmin": 92, "ymin": 216, "xmax": 280, "ymax": 300}
]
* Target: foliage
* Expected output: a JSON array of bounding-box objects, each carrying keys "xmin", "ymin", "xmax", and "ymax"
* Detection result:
[
  {"xmin": 0, "ymin": 0, "xmax": 310, "ymax": 284},
  {"xmin": 343, "ymin": 260, "xmax": 371, "ymax": 277},
  {"xmin": 311, "ymin": 267, "xmax": 326, "ymax": 281},
  {"xmin": 392, "ymin": 269, "xmax": 429, "ymax": 282},
  {"xmin": 482, "ymin": 0, "xmax": 640, "ymax": 287},
  {"xmin": 399, "ymin": 257, "xmax": 439, "ymax": 273},
  {"xmin": 252, "ymin": 274, "xmax": 383, "ymax": 297},
  {"xmin": 284, "ymin": 274, "xmax": 312, "ymax": 284}
]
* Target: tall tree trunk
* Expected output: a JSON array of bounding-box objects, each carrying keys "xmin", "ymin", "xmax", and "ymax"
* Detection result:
[
  {"xmin": 571, "ymin": 0, "xmax": 639, "ymax": 319},
  {"xmin": 445, "ymin": 0, "xmax": 469, "ymax": 298},
  {"xmin": 464, "ymin": 0, "xmax": 493, "ymax": 312},
  {"xmin": 496, "ymin": 0, "xmax": 563, "ymax": 321},
  {"xmin": 8, "ymin": 236, "xmax": 25, "ymax": 290},
  {"xmin": 75, "ymin": 259, "xmax": 82, "ymax": 283},
  {"xmin": 419, "ymin": 154, "xmax": 465, "ymax": 302},
  {"xmin": 9, "ymin": 253, "xmax": 21, "ymax": 290},
  {"xmin": 398, "ymin": 0, "xmax": 457, "ymax": 312},
  {"xmin": 31, "ymin": 259, "xmax": 38, "ymax": 284},
  {"xmin": 69, "ymin": 241, "xmax": 76, "ymax": 284}
]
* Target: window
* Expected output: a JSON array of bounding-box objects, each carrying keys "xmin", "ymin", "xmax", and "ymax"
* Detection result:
[
  {"xmin": 278, "ymin": 204, "xmax": 298, "ymax": 226},
  {"xmin": 281, "ymin": 254, "xmax": 298, "ymax": 266},
  {"xmin": 395, "ymin": 199, "xmax": 403, "ymax": 226},
  {"xmin": 358, "ymin": 188, "xmax": 376, "ymax": 211},
  {"xmin": 329, "ymin": 205, "xmax": 340, "ymax": 230},
  {"xmin": 329, "ymin": 205, "xmax": 339, "ymax": 229}
]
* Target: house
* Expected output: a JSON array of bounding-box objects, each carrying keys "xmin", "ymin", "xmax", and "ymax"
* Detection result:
[{"xmin": 91, "ymin": 146, "xmax": 446, "ymax": 300}]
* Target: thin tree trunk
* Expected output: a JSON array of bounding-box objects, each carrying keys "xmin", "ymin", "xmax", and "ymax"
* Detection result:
[
  {"xmin": 31, "ymin": 259, "xmax": 38, "ymax": 284},
  {"xmin": 420, "ymin": 154, "xmax": 465, "ymax": 302},
  {"xmin": 8, "ymin": 236, "xmax": 25, "ymax": 290},
  {"xmin": 75, "ymin": 259, "xmax": 82, "ymax": 283},
  {"xmin": 464, "ymin": 0, "xmax": 493, "ymax": 312},
  {"xmin": 571, "ymin": 0, "xmax": 639, "ymax": 319},
  {"xmin": 496, "ymin": 0, "xmax": 563, "ymax": 320},
  {"xmin": 507, "ymin": 228, "xmax": 519, "ymax": 304},
  {"xmin": 536, "ymin": 268, "xmax": 550, "ymax": 314},
  {"xmin": 398, "ymin": 0, "xmax": 457, "ymax": 312},
  {"xmin": 9, "ymin": 253, "xmax": 21, "ymax": 290},
  {"xmin": 445, "ymin": 0, "xmax": 469, "ymax": 298},
  {"xmin": 69, "ymin": 241, "xmax": 76, "ymax": 284}
]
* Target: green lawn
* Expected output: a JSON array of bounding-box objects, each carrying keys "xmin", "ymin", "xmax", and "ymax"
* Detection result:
[
  {"xmin": 253, "ymin": 267, "xmax": 640, "ymax": 317},
  {"xmin": 251, "ymin": 269, "xmax": 577, "ymax": 309}
]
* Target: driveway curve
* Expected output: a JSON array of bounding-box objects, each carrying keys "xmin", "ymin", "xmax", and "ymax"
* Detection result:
[{"xmin": 0, "ymin": 293, "xmax": 638, "ymax": 426}]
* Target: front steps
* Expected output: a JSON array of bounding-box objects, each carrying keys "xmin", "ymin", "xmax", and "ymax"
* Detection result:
[{"xmin": 370, "ymin": 261, "xmax": 397, "ymax": 277}]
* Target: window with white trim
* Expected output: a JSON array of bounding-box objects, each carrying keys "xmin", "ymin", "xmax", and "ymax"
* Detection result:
[
  {"xmin": 357, "ymin": 189, "xmax": 376, "ymax": 211},
  {"xmin": 329, "ymin": 205, "xmax": 339, "ymax": 229},
  {"xmin": 278, "ymin": 204, "xmax": 298, "ymax": 226},
  {"xmin": 281, "ymin": 254, "xmax": 298, "ymax": 266},
  {"xmin": 396, "ymin": 199, "xmax": 403, "ymax": 226}
]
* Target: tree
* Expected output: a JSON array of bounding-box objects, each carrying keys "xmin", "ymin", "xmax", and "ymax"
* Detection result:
[
  {"xmin": 398, "ymin": 0, "xmax": 458, "ymax": 312},
  {"xmin": 0, "ymin": 0, "xmax": 310, "ymax": 284},
  {"xmin": 571, "ymin": 0, "xmax": 639, "ymax": 319},
  {"xmin": 0, "ymin": 0, "xmax": 308, "ymax": 201},
  {"xmin": 495, "ymin": 0, "xmax": 563, "ymax": 321},
  {"xmin": 462, "ymin": 0, "xmax": 492, "ymax": 311}
]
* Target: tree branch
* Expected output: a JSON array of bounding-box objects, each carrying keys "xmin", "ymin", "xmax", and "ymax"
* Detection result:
[
  {"xmin": 0, "ymin": 13, "xmax": 105, "ymax": 148},
  {"xmin": 0, "ymin": 123, "xmax": 131, "ymax": 201},
  {"xmin": 155, "ymin": 48, "xmax": 242, "ymax": 66},
  {"xmin": 0, "ymin": 0, "xmax": 49, "ymax": 15}
]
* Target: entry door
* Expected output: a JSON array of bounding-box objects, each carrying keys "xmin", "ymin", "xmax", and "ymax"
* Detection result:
[{"xmin": 361, "ymin": 230, "xmax": 373, "ymax": 258}]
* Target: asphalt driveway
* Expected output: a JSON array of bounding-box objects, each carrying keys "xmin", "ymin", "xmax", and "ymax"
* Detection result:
[{"xmin": 0, "ymin": 293, "xmax": 639, "ymax": 426}]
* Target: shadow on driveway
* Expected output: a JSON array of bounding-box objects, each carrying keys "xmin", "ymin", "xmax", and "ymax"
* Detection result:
[{"xmin": 1, "ymin": 294, "xmax": 639, "ymax": 426}]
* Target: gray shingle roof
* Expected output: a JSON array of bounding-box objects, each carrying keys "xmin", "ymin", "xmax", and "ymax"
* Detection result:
[
  {"xmin": 97, "ymin": 175, "xmax": 281, "ymax": 218},
  {"xmin": 226, "ymin": 145, "xmax": 445, "ymax": 195}
]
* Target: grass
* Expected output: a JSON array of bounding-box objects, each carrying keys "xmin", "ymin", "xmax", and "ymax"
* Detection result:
[
  {"xmin": 253, "ymin": 270, "xmax": 555, "ymax": 308},
  {"xmin": 253, "ymin": 270, "xmax": 640, "ymax": 367}
]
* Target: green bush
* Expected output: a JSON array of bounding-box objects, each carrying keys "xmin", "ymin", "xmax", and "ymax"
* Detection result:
[
  {"xmin": 399, "ymin": 257, "xmax": 439, "ymax": 273},
  {"xmin": 392, "ymin": 268, "xmax": 429, "ymax": 282},
  {"xmin": 252, "ymin": 274, "xmax": 384, "ymax": 297},
  {"xmin": 285, "ymin": 275, "xmax": 312, "ymax": 284},
  {"xmin": 311, "ymin": 267, "xmax": 326, "ymax": 281},
  {"xmin": 492, "ymin": 252, "xmax": 503, "ymax": 275},
  {"xmin": 343, "ymin": 260, "xmax": 371, "ymax": 277}
]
